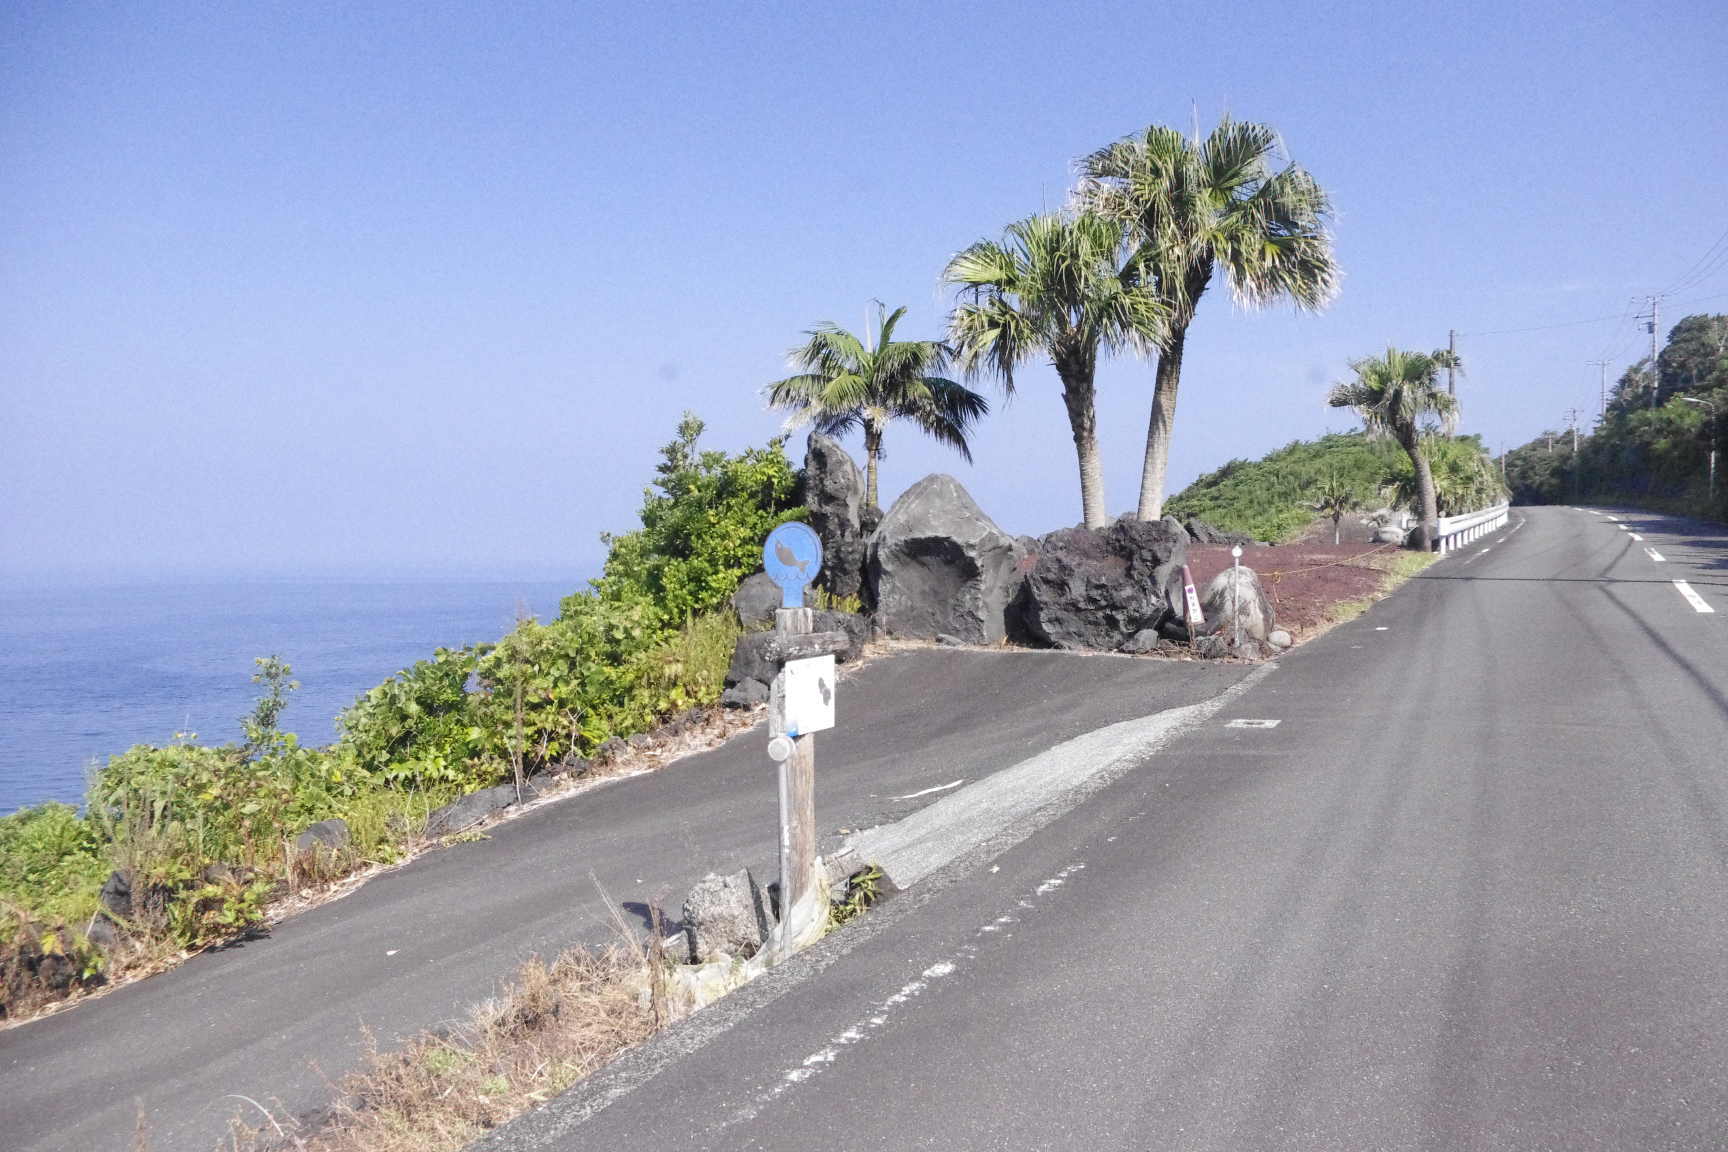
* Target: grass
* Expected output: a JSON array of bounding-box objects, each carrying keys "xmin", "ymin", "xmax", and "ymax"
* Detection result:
[{"xmin": 212, "ymin": 944, "xmax": 658, "ymax": 1152}]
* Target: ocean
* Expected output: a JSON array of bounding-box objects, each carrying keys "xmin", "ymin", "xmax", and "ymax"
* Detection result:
[{"xmin": 0, "ymin": 578, "xmax": 580, "ymax": 815}]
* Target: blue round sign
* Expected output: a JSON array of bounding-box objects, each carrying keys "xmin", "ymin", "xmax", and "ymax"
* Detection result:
[{"xmin": 763, "ymin": 522, "xmax": 823, "ymax": 608}]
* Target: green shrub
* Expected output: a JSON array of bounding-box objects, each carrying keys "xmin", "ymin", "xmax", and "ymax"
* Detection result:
[
  {"xmin": 337, "ymin": 647, "xmax": 486, "ymax": 793},
  {"xmin": 580, "ymin": 412, "xmax": 802, "ymax": 628},
  {"xmin": 0, "ymin": 804, "xmax": 106, "ymax": 940}
]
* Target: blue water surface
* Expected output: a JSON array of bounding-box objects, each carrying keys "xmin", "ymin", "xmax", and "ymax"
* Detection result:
[{"xmin": 0, "ymin": 578, "xmax": 580, "ymax": 814}]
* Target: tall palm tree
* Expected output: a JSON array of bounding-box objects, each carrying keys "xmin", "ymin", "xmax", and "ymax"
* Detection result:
[
  {"xmin": 765, "ymin": 303, "xmax": 988, "ymax": 508},
  {"xmin": 1078, "ymin": 117, "xmax": 1339, "ymax": 521},
  {"xmin": 1328, "ymin": 347, "xmax": 1458, "ymax": 550},
  {"xmin": 944, "ymin": 211, "xmax": 1165, "ymax": 528}
]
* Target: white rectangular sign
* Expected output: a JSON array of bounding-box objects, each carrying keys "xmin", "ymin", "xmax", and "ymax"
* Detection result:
[{"xmin": 780, "ymin": 655, "xmax": 836, "ymax": 735}]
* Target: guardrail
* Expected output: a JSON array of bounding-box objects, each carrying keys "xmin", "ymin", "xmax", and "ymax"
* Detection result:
[{"xmin": 1434, "ymin": 503, "xmax": 1509, "ymax": 554}]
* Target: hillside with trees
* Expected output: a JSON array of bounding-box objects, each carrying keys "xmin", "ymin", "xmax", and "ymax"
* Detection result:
[{"xmin": 1506, "ymin": 313, "xmax": 1727, "ymax": 520}]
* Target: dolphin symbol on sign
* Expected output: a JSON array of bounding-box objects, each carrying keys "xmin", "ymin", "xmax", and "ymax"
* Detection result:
[
  {"xmin": 818, "ymin": 677, "xmax": 831, "ymax": 705},
  {"xmin": 774, "ymin": 539, "xmax": 808, "ymax": 574}
]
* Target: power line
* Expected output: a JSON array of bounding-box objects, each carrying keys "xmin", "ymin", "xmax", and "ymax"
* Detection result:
[
  {"xmin": 1456, "ymin": 290, "xmax": 1728, "ymax": 338},
  {"xmin": 1662, "ymin": 224, "xmax": 1728, "ymax": 296}
]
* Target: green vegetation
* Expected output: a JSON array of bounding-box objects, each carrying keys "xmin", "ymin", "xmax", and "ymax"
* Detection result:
[
  {"xmin": 1167, "ymin": 431, "xmax": 1505, "ymax": 543},
  {"xmin": 765, "ymin": 303, "xmax": 988, "ymax": 508},
  {"xmin": 1078, "ymin": 116, "xmax": 1339, "ymax": 521},
  {"xmin": 1506, "ymin": 313, "xmax": 1727, "ymax": 520},
  {"xmin": 0, "ymin": 413, "xmax": 799, "ymax": 1017},
  {"xmin": 945, "ymin": 210, "xmax": 1166, "ymax": 528},
  {"xmin": 1328, "ymin": 346, "xmax": 1463, "ymax": 551}
]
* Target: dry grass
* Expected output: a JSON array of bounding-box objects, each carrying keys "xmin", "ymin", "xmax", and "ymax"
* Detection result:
[{"xmin": 217, "ymin": 945, "xmax": 657, "ymax": 1152}]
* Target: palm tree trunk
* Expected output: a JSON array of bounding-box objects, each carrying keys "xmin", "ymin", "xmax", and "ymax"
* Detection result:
[
  {"xmin": 863, "ymin": 423, "xmax": 883, "ymax": 509},
  {"xmin": 1059, "ymin": 364, "xmax": 1107, "ymax": 529},
  {"xmin": 1136, "ymin": 324, "xmax": 1188, "ymax": 521},
  {"xmin": 1405, "ymin": 433, "xmax": 1438, "ymax": 550}
]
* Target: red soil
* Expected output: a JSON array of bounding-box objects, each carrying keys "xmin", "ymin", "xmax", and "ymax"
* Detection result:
[{"xmin": 1184, "ymin": 540, "xmax": 1400, "ymax": 638}]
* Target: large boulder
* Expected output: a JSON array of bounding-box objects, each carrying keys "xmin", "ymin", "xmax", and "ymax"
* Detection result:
[
  {"xmin": 682, "ymin": 869, "xmax": 774, "ymax": 963},
  {"xmin": 731, "ymin": 571, "xmax": 780, "ymax": 629},
  {"xmin": 1018, "ymin": 518, "xmax": 1188, "ymax": 651},
  {"xmin": 867, "ymin": 475, "xmax": 1025, "ymax": 646},
  {"xmin": 1199, "ymin": 565, "xmax": 1274, "ymax": 649},
  {"xmin": 804, "ymin": 433, "xmax": 871, "ymax": 601}
]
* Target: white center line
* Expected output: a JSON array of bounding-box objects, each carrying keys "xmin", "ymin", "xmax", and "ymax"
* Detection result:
[
  {"xmin": 1606, "ymin": 516, "xmax": 1621, "ymax": 522},
  {"xmin": 1629, "ymin": 533, "xmax": 1644, "ymax": 541},
  {"xmin": 1645, "ymin": 547, "xmax": 1666, "ymax": 562},
  {"xmin": 1674, "ymin": 580, "xmax": 1715, "ymax": 613}
]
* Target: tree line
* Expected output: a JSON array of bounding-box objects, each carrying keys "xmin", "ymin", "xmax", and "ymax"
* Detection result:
[
  {"xmin": 1506, "ymin": 314, "xmax": 1728, "ymax": 519},
  {"xmin": 765, "ymin": 114, "xmax": 1493, "ymax": 549}
]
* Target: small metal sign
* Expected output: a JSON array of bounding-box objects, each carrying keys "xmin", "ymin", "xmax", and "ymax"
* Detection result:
[
  {"xmin": 780, "ymin": 655, "xmax": 835, "ymax": 736},
  {"xmin": 1181, "ymin": 564, "xmax": 1205, "ymax": 628},
  {"xmin": 763, "ymin": 522, "xmax": 823, "ymax": 608}
]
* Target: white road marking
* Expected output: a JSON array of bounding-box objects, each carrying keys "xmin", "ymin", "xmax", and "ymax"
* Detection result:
[
  {"xmin": 890, "ymin": 779, "xmax": 966, "ymax": 802},
  {"xmin": 1629, "ymin": 533, "xmax": 1643, "ymax": 541},
  {"xmin": 1674, "ymin": 580, "xmax": 1715, "ymax": 613},
  {"xmin": 742, "ymin": 862, "xmax": 1087, "ymax": 1121},
  {"xmin": 1645, "ymin": 547, "xmax": 1666, "ymax": 562},
  {"xmin": 1606, "ymin": 516, "xmax": 1621, "ymax": 522},
  {"xmin": 1225, "ymin": 718, "xmax": 1282, "ymax": 729}
]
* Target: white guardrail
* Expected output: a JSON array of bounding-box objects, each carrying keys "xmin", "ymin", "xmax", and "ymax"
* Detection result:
[{"xmin": 1433, "ymin": 502, "xmax": 1509, "ymax": 554}]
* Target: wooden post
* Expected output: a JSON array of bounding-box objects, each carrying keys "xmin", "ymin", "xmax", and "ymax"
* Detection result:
[{"xmin": 769, "ymin": 606, "xmax": 817, "ymax": 922}]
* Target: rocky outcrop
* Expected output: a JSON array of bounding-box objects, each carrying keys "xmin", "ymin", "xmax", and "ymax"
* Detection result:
[
  {"xmin": 1185, "ymin": 518, "xmax": 1255, "ymax": 547},
  {"xmin": 720, "ymin": 610, "xmax": 867, "ymax": 708},
  {"xmin": 804, "ymin": 433, "xmax": 871, "ymax": 601},
  {"xmin": 682, "ymin": 869, "xmax": 774, "ymax": 963},
  {"xmin": 1017, "ymin": 518, "xmax": 1187, "ymax": 651},
  {"xmin": 867, "ymin": 475, "xmax": 1025, "ymax": 646}
]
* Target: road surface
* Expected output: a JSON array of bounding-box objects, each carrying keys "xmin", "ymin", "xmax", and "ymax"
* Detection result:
[
  {"xmin": 0, "ymin": 649, "xmax": 1248, "ymax": 1151},
  {"xmin": 500, "ymin": 505, "xmax": 1728, "ymax": 1152}
]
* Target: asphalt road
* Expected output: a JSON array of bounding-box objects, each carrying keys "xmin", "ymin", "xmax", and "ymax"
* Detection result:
[
  {"xmin": 528, "ymin": 505, "xmax": 1728, "ymax": 1152},
  {"xmin": 0, "ymin": 649, "xmax": 1249, "ymax": 1152}
]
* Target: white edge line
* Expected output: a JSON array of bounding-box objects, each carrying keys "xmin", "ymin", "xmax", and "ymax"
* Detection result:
[{"xmin": 1674, "ymin": 580, "xmax": 1715, "ymax": 613}]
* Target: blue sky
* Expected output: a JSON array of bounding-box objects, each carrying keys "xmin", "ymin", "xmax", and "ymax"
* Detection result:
[{"xmin": 4, "ymin": 0, "xmax": 1725, "ymax": 579}]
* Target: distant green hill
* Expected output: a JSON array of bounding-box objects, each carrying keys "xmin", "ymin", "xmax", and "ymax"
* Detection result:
[{"xmin": 1168, "ymin": 431, "xmax": 1504, "ymax": 542}]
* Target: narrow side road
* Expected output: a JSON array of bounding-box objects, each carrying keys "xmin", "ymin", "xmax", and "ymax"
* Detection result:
[
  {"xmin": 532, "ymin": 505, "xmax": 1728, "ymax": 1152},
  {"xmin": 0, "ymin": 651, "xmax": 1250, "ymax": 1152}
]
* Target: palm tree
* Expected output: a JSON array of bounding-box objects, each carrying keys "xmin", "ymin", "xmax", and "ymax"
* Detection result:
[
  {"xmin": 944, "ymin": 211, "xmax": 1165, "ymax": 528},
  {"xmin": 1328, "ymin": 347, "xmax": 1458, "ymax": 550},
  {"xmin": 1078, "ymin": 117, "xmax": 1339, "ymax": 521},
  {"xmin": 765, "ymin": 304, "xmax": 988, "ymax": 509},
  {"xmin": 1310, "ymin": 468, "xmax": 1364, "ymax": 545}
]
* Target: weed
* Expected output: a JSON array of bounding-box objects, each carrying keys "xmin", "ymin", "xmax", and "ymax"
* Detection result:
[{"xmin": 828, "ymin": 865, "xmax": 884, "ymax": 927}]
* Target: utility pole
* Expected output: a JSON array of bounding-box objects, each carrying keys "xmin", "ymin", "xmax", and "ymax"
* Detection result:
[
  {"xmin": 1565, "ymin": 408, "xmax": 1581, "ymax": 453},
  {"xmin": 1639, "ymin": 295, "xmax": 1664, "ymax": 408},
  {"xmin": 1447, "ymin": 329, "xmax": 1457, "ymax": 400},
  {"xmin": 1587, "ymin": 360, "xmax": 1611, "ymax": 418}
]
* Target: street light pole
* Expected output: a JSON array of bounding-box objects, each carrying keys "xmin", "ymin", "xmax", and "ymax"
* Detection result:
[{"xmin": 1681, "ymin": 397, "xmax": 1718, "ymax": 503}]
